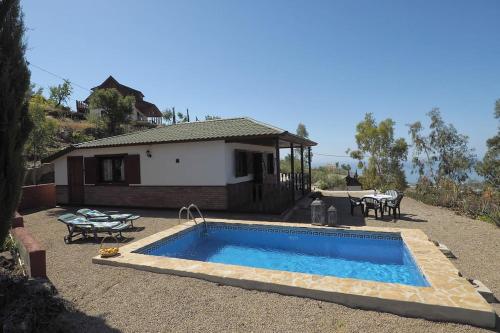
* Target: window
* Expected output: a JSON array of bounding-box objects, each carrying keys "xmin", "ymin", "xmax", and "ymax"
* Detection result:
[
  {"xmin": 266, "ymin": 153, "xmax": 274, "ymax": 174},
  {"xmin": 99, "ymin": 157, "xmax": 125, "ymax": 183},
  {"xmin": 235, "ymin": 150, "xmax": 248, "ymax": 177}
]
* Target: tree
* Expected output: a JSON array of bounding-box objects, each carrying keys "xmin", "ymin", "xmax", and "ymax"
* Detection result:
[
  {"xmin": 281, "ymin": 123, "xmax": 312, "ymax": 173},
  {"xmin": 0, "ymin": 0, "xmax": 33, "ymax": 245},
  {"xmin": 48, "ymin": 79, "xmax": 72, "ymax": 107},
  {"xmin": 205, "ymin": 115, "xmax": 221, "ymax": 120},
  {"xmin": 408, "ymin": 108, "xmax": 476, "ymax": 184},
  {"xmin": 28, "ymin": 82, "xmax": 43, "ymax": 98},
  {"xmin": 162, "ymin": 108, "xmax": 174, "ymax": 124},
  {"xmin": 25, "ymin": 96, "xmax": 58, "ymax": 167},
  {"xmin": 476, "ymin": 100, "xmax": 500, "ymax": 189},
  {"xmin": 349, "ymin": 113, "xmax": 408, "ymax": 190},
  {"xmin": 88, "ymin": 88, "xmax": 134, "ymax": 136},
  {"xmin": 175, "ymin": 110, "xmax": 189, "ymax": 123},
  {"xmin": 296, "ymin": 123, "xmax": 309, "ymax": 139},
  {"xmin": 340, "ymin": 163, "xmax": 351, "ymax": 172}
]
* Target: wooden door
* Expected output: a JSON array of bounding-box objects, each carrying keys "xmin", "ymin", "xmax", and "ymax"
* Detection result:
[
  {"xmin": 67, "ymin": 156, "xmax": 84, "ymax": 205},
  {"xmin": 252, "ymin": 153, "xmax": 263, "ymax": 184}
]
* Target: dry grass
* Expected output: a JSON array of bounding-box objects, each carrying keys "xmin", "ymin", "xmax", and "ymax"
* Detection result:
[{"xmin": 57, "ymin": 118, "xmax": 95, "ymax": 132}]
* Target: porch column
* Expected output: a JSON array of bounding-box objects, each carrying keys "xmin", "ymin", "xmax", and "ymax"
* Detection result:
[
  {"xmin": 308, "ymin": 147, "xmax": 312, "ymax": 192},
  {"xmin": 275, "ymin": 137, "xmax": 280, "ymax": 185},
  {"xmin": 300, "ymin": 145, "xmax": 304, "ymax": 196},
  {"xmin": 290, "ymin": 143, "xmax": 295, "ymax": 202}
]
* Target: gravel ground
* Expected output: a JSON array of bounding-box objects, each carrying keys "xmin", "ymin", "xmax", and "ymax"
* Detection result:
[{"xmin": 22, "ymin": 195, "xmax": 499, "ymax": 333}]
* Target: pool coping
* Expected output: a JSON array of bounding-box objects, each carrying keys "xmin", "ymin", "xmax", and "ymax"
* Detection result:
[{"xmin": 92, "ymin": 219, "xmax": 496, "ymax": 328}]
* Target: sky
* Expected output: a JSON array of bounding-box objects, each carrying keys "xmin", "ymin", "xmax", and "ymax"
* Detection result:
[{"xmin": 23, "ymin": 0, "xmax": 500, "ymax": 176}]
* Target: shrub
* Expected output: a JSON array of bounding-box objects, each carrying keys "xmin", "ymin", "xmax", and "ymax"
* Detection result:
[
  {"xmin": 406, "ymin": 179, "xmax": 499, "ymax": 226},
  {"xmin": 311, "ymin": 165, "xmax": 349, "ymax": 190}
]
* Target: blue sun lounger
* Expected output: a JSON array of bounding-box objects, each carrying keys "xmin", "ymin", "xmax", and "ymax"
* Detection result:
[
  {"xmin": 76, "ymin": 209, "xmax": 140, "ymax": 227},
  {"xmin": 58, "ymin": 213, "xmax": 131, "ymax": 244}
]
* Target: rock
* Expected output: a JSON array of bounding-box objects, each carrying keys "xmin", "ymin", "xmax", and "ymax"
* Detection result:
[
  {"xmin": 436, "ymin": 243, "xmax": 457, "ymax": 259},
  {"xmin": 471, "ymin": 279, "xmax": 497, "ymax": 303},
  {"xmin": 0, "ymin": 251, "xmax": 13, "ymax": 261}
]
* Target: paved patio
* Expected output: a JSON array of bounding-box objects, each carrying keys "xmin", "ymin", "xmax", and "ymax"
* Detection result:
[{"xmin": 21, "ymin": 192, "xmax": 499, "ymax": 332}]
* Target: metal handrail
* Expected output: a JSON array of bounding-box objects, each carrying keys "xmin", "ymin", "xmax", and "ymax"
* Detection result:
[
  {"xmin": 178, "ymin": 206, "xmax": 189, "ymax": 224},
  {"xmin": 188, "ymin": 204, "xmax": 208, "ymax": 232},
  {"xmin": 178, "ymin": 204, "xmax": 208, "ymax": 232},
  {"xmin": 178, "ymin": 206, "xmax": 196, "ymax": 225}
]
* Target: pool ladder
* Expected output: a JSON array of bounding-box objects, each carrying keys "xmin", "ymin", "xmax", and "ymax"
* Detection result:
[{"xmin": 178, "ymin": 204, "xmax": 208, "ymax": 233}]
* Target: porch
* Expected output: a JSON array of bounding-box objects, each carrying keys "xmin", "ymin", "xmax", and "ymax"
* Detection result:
[{"xmin": 226, "ymin": 132, "xmax": 316, "ymax": 214}]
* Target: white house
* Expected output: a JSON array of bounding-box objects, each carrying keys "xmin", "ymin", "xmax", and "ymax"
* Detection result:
[
  {"xmin": 76, "ymin": 76, "xmax": 163, "ymax": 125},
  {"xmin": 44, "ymin": 118, "xmax": 317, "ymax": 213}
]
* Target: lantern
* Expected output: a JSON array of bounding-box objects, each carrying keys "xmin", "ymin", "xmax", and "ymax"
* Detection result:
[
  {"xmin": 311, "ymin": 198, "xmax": 326, "ymax": 225},
  {"xmin": 327, "ymin": 205, "xmax": 338, "ymax": 227}
]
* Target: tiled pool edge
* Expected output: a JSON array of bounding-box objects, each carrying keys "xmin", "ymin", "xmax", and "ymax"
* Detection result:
[{"xmin": 93, "ymin": 219, "xmax": 496, "ymax": 328}]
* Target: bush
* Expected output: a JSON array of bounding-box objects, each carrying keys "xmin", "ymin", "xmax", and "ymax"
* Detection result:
[
  {"xmin": 406, "ymin": 179, "xmax": 499, "ymax": 226},
  {"xmin": 312, "ymin": 166, "xmax": 347, "ymax": 190}
]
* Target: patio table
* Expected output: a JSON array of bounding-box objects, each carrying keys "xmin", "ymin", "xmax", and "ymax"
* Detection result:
[{"xmin": 361, "ymin": 194, "xmax": 393, "ymax": 201}]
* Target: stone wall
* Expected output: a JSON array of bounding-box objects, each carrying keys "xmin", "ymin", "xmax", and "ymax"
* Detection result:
[
  {"xmin": 11, "ymin": 214, "xmax": 46, "ymax": 278},
  {"xmin": 18, "ymin": 183, "xmax": 56, "ymax": 212}
]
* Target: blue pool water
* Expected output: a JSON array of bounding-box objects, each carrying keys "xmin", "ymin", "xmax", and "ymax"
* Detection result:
[{"xmin": 135, "ymin": 223, "xmax": 429, "ymax": 287}]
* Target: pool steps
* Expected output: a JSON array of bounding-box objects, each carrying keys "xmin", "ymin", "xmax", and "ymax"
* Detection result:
[{"xmin": 178, "ymin": 204, "xmax": 208, "ymax": 233}]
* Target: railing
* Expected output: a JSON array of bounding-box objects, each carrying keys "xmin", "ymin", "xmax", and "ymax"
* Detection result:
[
  {"xmin": 76, "ymin": 100, "xmax": 88, "ymax": 113},
  {"xmin": 279, "ymin": 172, "xmax": 310, "ymax": 193},
  {"xmin": 178, "ymin": 204, "xmax": 208, "ymax": 233},
  {"xmin": 227, "ymin": 173, "xmax": 311, "ymax": 214}
]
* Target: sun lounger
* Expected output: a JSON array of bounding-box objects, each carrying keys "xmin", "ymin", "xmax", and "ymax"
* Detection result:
[
  {"xmin": 58, "ymin": 213, "xmax": 131, "ymax": 244},
  {"xmin": 76, "ymin": 208, "xmax": 140, "ymax": 227}
]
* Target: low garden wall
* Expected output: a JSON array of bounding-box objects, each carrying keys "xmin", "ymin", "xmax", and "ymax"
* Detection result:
[
  {"xmin": 11, "ymin": 213, "xmax": 46, "ymax": 278},
  {"xmin": 18, "ymin": 183, "xmax": 56, "ymax": 212}
]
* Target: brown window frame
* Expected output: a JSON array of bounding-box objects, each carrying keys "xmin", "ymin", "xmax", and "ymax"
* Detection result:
[
  {"xmin": 96, "ymin": 154, "xmax": 127, "ymax": 185},
  {"xmin": 235, "ymin": 150, "xmax": 248, "ymax": 178}
]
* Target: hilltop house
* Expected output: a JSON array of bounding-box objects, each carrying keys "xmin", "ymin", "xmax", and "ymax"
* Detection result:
[
  {"xmin": 44, "ymin": 118, "xmax": 317, "ymax": 213},
  {"xmin": 76, "ymin": 76, "xmax": 163, "ymax": 124}
]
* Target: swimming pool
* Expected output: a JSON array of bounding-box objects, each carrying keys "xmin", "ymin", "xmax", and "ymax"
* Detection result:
[
  {"xmin": 134, "ymin": 223, "xmax": 428, "ymax": 287},
  {"xmin": 93, "ymin": 219, "xmax": 495, "ymax": 328}
]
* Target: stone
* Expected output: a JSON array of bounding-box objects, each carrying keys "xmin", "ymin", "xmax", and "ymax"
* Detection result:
[
  {"xmin": 0, "ymin": 251, "xmax": 13, "ymax": 261},
  {"xmin": 437, "ymin": 243, "xmax": 457, "ymax": 259},
  {"xmin": 471, "ymin": 279, "xmax": 497, "ymax": 303}
]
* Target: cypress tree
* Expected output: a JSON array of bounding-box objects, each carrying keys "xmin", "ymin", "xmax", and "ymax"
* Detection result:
[{"xmin": 0, "ymin": 0, "xmax": 33, "ymax": 244}]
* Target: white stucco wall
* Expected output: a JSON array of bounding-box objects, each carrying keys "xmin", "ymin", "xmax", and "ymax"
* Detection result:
[
  {"xmin": 53, "ymin": 141, "xmax": 227, "ymax": 186},
  {"xmin": 53, "ymin": 140, "xmax": 276, "ymax": 186},
  {"xmin": 225, "ymin": 143, "xmax": 275, "ymax": 184}
]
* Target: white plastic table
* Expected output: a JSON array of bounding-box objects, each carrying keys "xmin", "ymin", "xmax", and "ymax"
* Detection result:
[{"xmin": 361, "ymin": 194, "xmax": 393, "ymax": 201}]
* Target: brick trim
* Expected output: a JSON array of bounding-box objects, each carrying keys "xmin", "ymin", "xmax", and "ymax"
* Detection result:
[{"xmin": 83, "ymin": 185, "xmax": 227, "ymax": 210}]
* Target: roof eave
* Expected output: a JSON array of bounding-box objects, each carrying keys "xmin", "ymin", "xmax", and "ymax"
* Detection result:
[
  {"xmin": 41, "ymin": 146, "xmax": 76, "ymax": 163},
  {"xmin": 279, "ymin": 132, "xmax": 317, "ymax": 147}
]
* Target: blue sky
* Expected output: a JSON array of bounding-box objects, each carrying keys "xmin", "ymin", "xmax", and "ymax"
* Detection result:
[{"xmin": 23, "ymin": 0, "xmax": 500, "ymax": 172}]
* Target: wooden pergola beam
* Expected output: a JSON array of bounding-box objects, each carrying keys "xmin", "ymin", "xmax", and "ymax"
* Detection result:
[
  {"xmin": 300, "ymin": 145, "xmax": 304, "ymax": 195},
  {"xmin": 308, "ymin": 147, "xmax": 312, "ymax": 192},
  {"xmin": 290, "ymin": 142, "xmax": 295, "ymax": 202},
  {"xmin": 275, "ymin": 138, "xmax": 280, "ymax": 185}
]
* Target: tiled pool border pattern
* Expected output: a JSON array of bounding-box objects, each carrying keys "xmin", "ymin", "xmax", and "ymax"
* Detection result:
[
  {"xmin": 93, "ymin": 219, "xmax": 496, "ymax": 328},
  {"xmin": 133, "ymin": 222, "xmax": 404, "ymax": 255}
]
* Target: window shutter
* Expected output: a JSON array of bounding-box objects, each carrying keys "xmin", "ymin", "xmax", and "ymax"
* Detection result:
[
  {"xmin": 84, "ymin": 157, "xmax": 97, "ymax": 184},
  {"xmin": 234, "ymin": 150, "xmax": 240, "ymax": 177},
  {"xmin": 247, "ymin": 152, "xmax": 253, "ymax": 174},
  {"xmin": 125, "ymin": 154, "xmax": 141, "ymax": 184}
]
